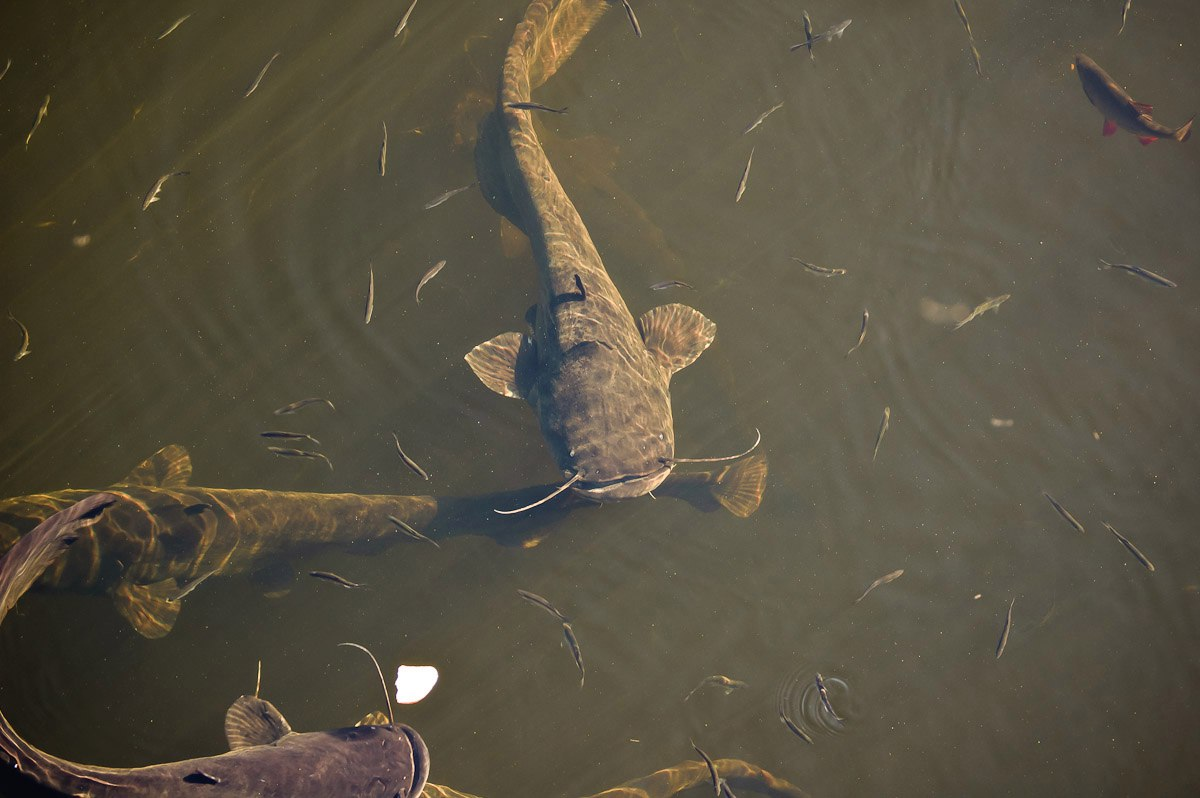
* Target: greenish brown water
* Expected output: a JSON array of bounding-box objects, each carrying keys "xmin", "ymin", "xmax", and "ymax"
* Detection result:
[{"xmin": 1, "ymin": 0, "xmax": 1199, "ymax": 795}]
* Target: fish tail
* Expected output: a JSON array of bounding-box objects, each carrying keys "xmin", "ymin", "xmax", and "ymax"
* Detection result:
[
  {"xmin": 1174, "ymin": 116, "xmax": 1193, "ymax": 143},
  {"xmin": 511, "ymin": 0, "xmax": 611, "ymax": 92}
]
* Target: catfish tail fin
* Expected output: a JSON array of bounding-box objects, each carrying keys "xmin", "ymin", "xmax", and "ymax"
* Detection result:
[{"xmin": 509, "ymin": 0, "xmax": 611, "ymax": 95}]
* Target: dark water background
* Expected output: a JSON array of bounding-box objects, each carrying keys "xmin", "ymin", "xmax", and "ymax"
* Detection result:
[{"xmin": 1, "ymin": 0, "xmax": 1199, "ymax": 795}]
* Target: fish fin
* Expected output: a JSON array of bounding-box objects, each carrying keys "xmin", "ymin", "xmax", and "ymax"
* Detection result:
[
  {"xmin": 1174, "ymin": 116, "xmax": 1193, "ymax": 142},
  {"xmin": 475, "ymin": 110, "xmax": 525, "ymax": 232},
  {"xmin": 1131, "ymin": 101, "xmax": 1153, "ymax": 114},
  {"xmin": 1138, "ymin": 136, "xmax": 1157, "ymax": 146},
  {"xmin": 355, "ymin": 711, "xmax": 390, "ymax": 727},
  {"xmin": 1102, "ymin": 119, "xmax": 1117, "ymax": 137},
  {"xmin": 114, "ymin": 444, "xmax": 192, "ymax": 487},
  {"xmin": 465, "ymin": 332, "xmax": 535, "ymax": 399},
  {"xmin": 224, "ymin": 695, "xmax": 293, "ymax": 749},
  {"xmin": 500, "ymin": 216, "xmax": 533, "ymax": 260},
  {"xmin": 526, "ymin": 0, "xmax": 612, "ymax": 89},
  {"xmin": 250, "ymin": 557, "xmax": 295, "ymax": 598},
  {"xmin": 638, "ymin": 304, "xmax": 716, "ymax": 375},
  {"xmin": 113, "ymin": 578, "xmax": 182, "ymax": 638},
  {"xmin": 709, "ymin": 452, "xmax": 769, "ymax": 518},
  {"xmin": 524, "ymin": 304, "xmax": 538, "ymax": 329}
]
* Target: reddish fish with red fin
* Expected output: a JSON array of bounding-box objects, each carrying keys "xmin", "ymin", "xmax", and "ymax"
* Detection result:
[{"xmin": 1073, "ymin": 54, "xmax": 1193, "ymax": 146}]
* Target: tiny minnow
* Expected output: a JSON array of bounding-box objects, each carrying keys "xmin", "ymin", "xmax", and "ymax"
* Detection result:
[
  {"xmin": 743, "ymin": 101, "xmax": 784, "ymax": 134},
  {"xmin": 244, "ymin": 52, "xmax": 280, "ymax": 98},
  {"xmin": 379, "ymin": 121, "xmax": 387, "ymax": 177},
  {"xmin": 791, "ymin": 257, "xmax": 846, "ymax": 277},
  {"xmin": 871, "ymin": 406, "xmax": 890, "ymax": 463},
  {"xmin": 414, "ymin": 259, "xmax": 446, "ymax": 304},
  {"xmin": 504, "ymin": 101, "xmax": 568, "ymax": 114},
  {"xmin": 778, "ymin": 708, "xmax": 814, "ymax": 744},
  {"xmin": 169, "ymin": 569, "xmax": 218, "ymax": 603},
  {"xmin": 517, "ymin": 589, "xmax": 569, "ymax": 622},
  {"xmin": 1074, "ymin": 54, "xmax": 1193, "ymax": 145},
  {"xmin": 562, "ymin": 622, "xmax": 585, "ymax": 687},
  {"xmin": 845, "ymin": 309, "xmax": 869, "ymax": 357},
  {"xmin": 1042, "ymin": 492, "xmax": 1085, "ymax": 534},
  {"xmin": 1103, "ymin": 522, "xmax": 1155, "ymax": 571},
  {"xmin": 142, "ymin": 171, "xmax": 189, "ymax": 210},
  {"xmin": 309, "ymin": 570, "xmax": 365, "ymax": 589},
  {"xmin": 801, "ymin": 11, "xmax": 815, "ymax": 61},
  {"xmin": 394, "ymin": 0, "xmax": 419, "ymax": 37},
  {"xmin": 423, "ymin": 183, "xmax": 474, "ymax": 210},
  {"xmin": 621, "ymin": 0, "xmax": 642, "ymax": 38},
  {"xmin": 9, "ymin": 314, "xmax": 31, "ymax": 362},
  {"xmin": 989, "ymin": 418, "xmax": 1014, "ymax": 428},
  {"xmin": 365, "ymin": 266, "xmax": 375, "ymax": 324},
  {"xmin": 267, "ymin": 446, "xmax": 333, "ymax": 470},
  {"xmin": 953, "ymin": 294, "xmax": 1009, "ymax": 330},
  {"xmin": 386, "ymin": 515, "xmax": 440, "ymax": 548},
  {"xmin": 953, "ymin": 0, "xmax": 974, "ymax": 41},
  {"xmin": 814, "ymin": 673, "xmax": 842, "ymax": 721},
  {"xmin": 1118, "ymin": 0, "xmax": 1132, "ymax": 35},
  {"xmin": 684, "ymin": 675, "xmax": 748, "ymax": 701},
  {"xmin": 391, "ymin": 432, "xmax": 430, "ymax": 480},
  {"xmin": 854, "ymin": 568, "xmax": 903, "ymax": 604},
  {"xmin": 260, "ymin": 430, "xmax": 321, "ymax": 445},
  {"xmin": 690, "ymin": 741, "xmax": 721, "ymax": 796},
  {"xmin": 734, "ymin": 147, "xmax": 754, "ymax": 203},
  {"xmin": 788, "ymin": 20, "xmax": 852, "ymax": 52},
  {"xmin": 25, "ymin": 95, "xmax": 49, "ymax": 147},
  {"xmin": 157, "ymin": 13, "xmax": 193, "ymax": 41},
  {"xmin": 1098, "ymin": 258, "xmax": 1177, "ymax": 288},
  {"xmin": 996, "ymin": 597, "xmax": 1015, "ymax": 658},
  {"xmin": 969, "ymin": 43, "xmax": 983, "ymax": 77},
  {"xmin": 0, "ymin": 58, "xmax": 10, "ymax": 82},
  {"xmin": 273, "ymin": 397, "xmax": 335, "ymax": 415},
  {"xmin": 650, "ymin": 280, "xmax": 694, "ymax": 290}
]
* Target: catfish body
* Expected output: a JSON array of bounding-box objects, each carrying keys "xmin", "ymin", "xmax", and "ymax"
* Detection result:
[{"xmin": 1074, "ymin": 54, "xmax": 1193, "ymax": 145}]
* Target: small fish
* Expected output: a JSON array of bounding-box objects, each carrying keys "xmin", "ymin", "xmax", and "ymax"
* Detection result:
[
  {"xmin": 365, "ymin": 266, "xmax": 375, "ymax": 324},
  {"xmin": 1042, "ymin": 492, "xmax": 1085, "ymax": 534},
  {"xmin": 391, "ymin": 432, "xmax": 430, "ymax": 481},
  {"xmin": 504, "ymin": 101, "xmax": 568, "ymax": 114},
  {"xmin": 854, "ymin": 568, "xmax": 904, "ymax": 604},
  {"xmin": 414, "ymin": 260, "xmax": 447, "ymax": 304},
  {"xmin": 260, "ymin": 430, "xmax": 321, "ymax": 446},
  {"xmin": 273, "ymin": 397, "xmax": 335, "ymax": 415},
  {"xmin": 9, "ymin": 314, "xmax": 31, "ymax": 362},
  {"xmin": 621, "ymin": 0, "xmax": 642, "ymax": 38},
  {"xmin": 1118, "ymin": 0, "xmax": 1132, "ymax": 35},
  {"xmin": 788, "ymin": 20, "xmax": 852, "ymax": 51},
  {"xmin": 684, "ymin": 675, "xmax": 748, "ymax": 701},
  {"xmin": 734, "ymin": 148, "xmax": 754, "ymax": 203},
  {"xmin": 791, "ymin": 257, "xmax": 846, "ymax": 277},
  {"xmin": 690, "ymin": 741, "xmax": 721, "ymax": 796},
  {"xmin": 423, "ymin": 183, "xmax": 474, "ymax": 210},
  {"xmin": 379, "ymin": 122, "xmax": 388, "ymax": 177},
  {"xmin": 1098, "ymin": 258, "xmax": 1177, "ymax": 288},
  {"xmin": 142, "ymin": 171, "xmax": 189, "ymax": 211},
  {"xmin": 157, "ymin": 13, "xmax": 193, "ymax": 41},
  {"xmin": 25, "ymin": 95, "xmax": 49, "ymax": 147},
  {"xmin": 996, "ymin": 597, "xmax": 1015, "ymax": 658},
  {"xmin": 814, "ymin": 673, "xmax": 842, "ymax": 721},
  {"xmin": 953, "ymin": 0, "xmax": 974, "ymax": 41},
  {"xmin": 394, "ymin": 0, "xmax": 419, "ymax": 37},
  {"xmin": 845, "ymin": 309, "xmax": 869, "ymax": 357},
  {"xmin": 778, "ymin": 708, "xmax": 814, "ymax": 744},
  {"xmin": 1074, "ymin": 54, "xmax": 1193, "ymax": 145},
  {"xmin": 1103, "ymin": 522, "xmax": 1155, "ymax": 572},
  {"xmin": 386, "ymin": 515, "xmax": 441, "ymax": 548},
  {"xmin": 871, "ymin": 407, "xmax": 890, "ymax": 461},
  {"xmin": 650, "ymin": 280, "xmax": 694, "ymax": 290},
  {"xmin": 989, "ymin": 418, "xmax": 1014, "ymax": 428},
  {"xmin": 309, "ymin": 570, "xmax": 365, "ymax": 589},
  {"xmin": 969, "ymin": 43, "xmax": 984, "ymax": 77},
  {"xmin": 244, "ymin": 52, "xmax": 280, "ymax": 98},
  {"xmin": 0, "ymin": 58, "xmax": 12, "ymax": 82},
  {"xmin": 169, "ymin": 569, "xmax": 218, "ymax": 602},
  {"xmin": 801, "ymin": 11, "xmax": 815, "ymax": 61},
  {"xmin": 743, "ymin": 102, "xmax": 784, "ymax": 134},
  {"xmin": 562, "ymin": 622, "xmax": 585, "ymax": 687},
  {"xmin": 268, "ymin": 446, "xmax": 333, "ymax": 470},
  {"xmin": 517, "ymin": 589, "xmax": 569, "ymax": 621},
  {"xmin": 953, "ymin": 294, "xmax": 1010, "ymax": 330}
]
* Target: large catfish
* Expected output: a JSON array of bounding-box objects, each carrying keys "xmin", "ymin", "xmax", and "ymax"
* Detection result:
[
  {"xmin": 469, "ymin": 0, "xmax": 747, "ymax": 505},
  {"xmin": 0, "ymin": 494, "xmax": 430, "ymax": 798}
]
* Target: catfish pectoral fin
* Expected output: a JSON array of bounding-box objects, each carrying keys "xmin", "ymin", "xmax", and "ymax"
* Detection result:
[
  {"xmin": 639, "ymin": 304, "xmax": 716, "ymax": 374},
  {"xmin": 225, "ymin": 695, "xmax": 293, "ymax": 749},
  {"xmin": 113, "ymin": 578, "xmax": 182, "ymax": 638},
  {"xmin": 465, "ymin": 332, "xmax": 535, "ymax": 398},
  {"xmin": 710, "ymin": 452, "xmax": 768, "ymax": 518}
]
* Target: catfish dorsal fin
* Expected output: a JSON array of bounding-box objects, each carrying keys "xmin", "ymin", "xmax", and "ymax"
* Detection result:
[
  {"xmin": 355, "ymin": 710, "xmax": 390, "ymax": 727},
  {"xmin": 115, "ymin": 444, "xmax": 192, "ymax": 487},
  {"xmin": 639, "ymin": 304, "xmax": 716, "ymax": 375},
  {"xmin": 465, "ymin": 332, "xmax": 535, "ymax": 399},
  {"xmin": 225, "ymin": 695, "xmax": 293, "ymax": 750}
]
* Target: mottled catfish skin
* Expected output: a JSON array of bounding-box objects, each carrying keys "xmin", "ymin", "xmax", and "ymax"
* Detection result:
[
  {"xmin": 1074, "ymin": 54, "xmax": 1193, "ymax": 145},
  {"xmin": 0, "ymin": 495, "xmax": 430, "ymax": 798},
  {"xmin": 469, "ymin": 0, "xmax": 721, "ymax": 501}
]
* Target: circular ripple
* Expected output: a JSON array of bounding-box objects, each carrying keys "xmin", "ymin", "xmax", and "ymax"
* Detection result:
[{"xmin": 776, "ymin": 664, "xmax": 854, "ymax": 736}]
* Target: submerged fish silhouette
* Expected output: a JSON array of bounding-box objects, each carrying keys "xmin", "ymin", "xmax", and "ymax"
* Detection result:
[
  {"xmin": 0, "ymin": 495, "xmax": 430, "ymax": 798},
  {"xmin": 1074, "ymin": 54, "xmax": 1193, "ymax": 146}
]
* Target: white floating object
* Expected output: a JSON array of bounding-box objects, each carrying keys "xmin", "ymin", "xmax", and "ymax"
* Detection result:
[{"xmin": 394, "ymin": 665, "xmax": 439, "ymax": 704}]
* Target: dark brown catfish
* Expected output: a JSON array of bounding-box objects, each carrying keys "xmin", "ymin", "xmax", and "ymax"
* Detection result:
[
  {"xmin": 1074, "ymin": 54, "xmax": 1193, "ymax": 145},
  {"xmin": 470, "ymin": 0, "xmax": 725, "ymax": 503},
  {"xmin": 0, "ymin": 495, "xmax": 430, "ymax": 798}
]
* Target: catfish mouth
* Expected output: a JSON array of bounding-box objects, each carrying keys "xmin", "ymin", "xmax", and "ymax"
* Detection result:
[{"xmin": 573, "ymin": 465, "xmax": 672, "ymax": 500}]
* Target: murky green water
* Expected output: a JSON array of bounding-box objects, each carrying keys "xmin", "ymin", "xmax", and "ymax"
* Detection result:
[{"xmin": 1, "ymin": 0, "xmax": 1199, "ymax": 795}]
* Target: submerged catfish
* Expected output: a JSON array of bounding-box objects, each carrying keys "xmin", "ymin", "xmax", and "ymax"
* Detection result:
[
  {"xmin": 470, "ymin": 0, "xmax": 741, "ymax": 503},
  {"xmin": 0, "ymin": 495, "xmax": 430, "ymax": 798},
  {"xmin": 1074, "ymin": 54, "xmax": 1193, "ymax": 145},
  {"xmin": 0, "ymin": 445, "xmax": 768, "ymax": 637}
]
